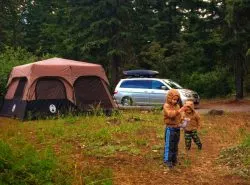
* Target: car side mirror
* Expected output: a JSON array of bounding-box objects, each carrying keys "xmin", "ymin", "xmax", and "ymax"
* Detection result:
[{"xmin": 161, "ymin": 86, "xmax": 168, "ymax": 90}]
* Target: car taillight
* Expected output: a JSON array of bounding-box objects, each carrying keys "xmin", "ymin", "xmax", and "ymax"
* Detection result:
[{"xmin": 113, "ymin": 91, "xmax": 118, "ymax": 94}]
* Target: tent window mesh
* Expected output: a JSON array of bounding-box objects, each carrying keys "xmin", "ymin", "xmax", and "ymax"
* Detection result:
[
  {"xmin": 74, "ymin": 76, "xmax": 112, "ymax": 110},
  {"xmin": 36, "ymin": 78, "xmax": 66, "ymax": 99},
  {"xmin": 14, "ymin": 78, "xmax": 27, "ymax": 99}
]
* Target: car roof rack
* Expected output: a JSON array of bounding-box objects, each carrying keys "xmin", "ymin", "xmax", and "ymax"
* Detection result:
[{"xmin": 123, "ymin": 69, "xmax": 159, "ymax": 78}]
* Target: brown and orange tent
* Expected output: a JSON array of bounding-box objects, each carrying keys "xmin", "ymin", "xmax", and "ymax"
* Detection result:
[{"xmin": 0, "ymin": 58, "xmax": 115, "ymax": 119}]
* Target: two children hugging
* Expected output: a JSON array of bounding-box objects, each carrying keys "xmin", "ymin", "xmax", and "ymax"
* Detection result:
[{"xmin": 163, "ymin": 89, "xmax": 202, "ymax": 169}]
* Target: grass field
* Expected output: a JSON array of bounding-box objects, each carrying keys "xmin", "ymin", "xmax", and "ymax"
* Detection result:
[{"xmin": 0, "ymin": 109, "xmax": 249, "ymax": 185}]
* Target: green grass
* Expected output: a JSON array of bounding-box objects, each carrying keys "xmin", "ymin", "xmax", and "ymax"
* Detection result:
[
  {"xmin": 0, "ymin": 110, "xmax": 249, "ymax": 184},
  {"xmin": 199, "ymin": 128, "xmax": 208, "ymax": 136},
  {"xmin": 0, "ymin": 140, "xmax": 71, "ymax": 185},
  {"xmin": 218, "ymin": 134, "xmax": 250, "ymax": 178},
  {"xmin": 83, "ymin": 167, "xmax": 113, "ymax": 185},
  {"xmin": 242, "ymin": 134, "xmax": 250, "ymax": 148},
  {"xmin": 0, "ymin": 111, "xmax": 160, "ymax": 184}
]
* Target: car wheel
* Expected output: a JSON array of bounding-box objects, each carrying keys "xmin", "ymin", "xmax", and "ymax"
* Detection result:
[{"xmin": 121, "ymin": 97, "xmax": 133, "ymax": 106}]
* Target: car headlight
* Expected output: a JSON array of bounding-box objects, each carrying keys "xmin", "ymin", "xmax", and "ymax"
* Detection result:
[{"xmin": 183, "ymin": 92, "xmax": 192, "ymax": 98}]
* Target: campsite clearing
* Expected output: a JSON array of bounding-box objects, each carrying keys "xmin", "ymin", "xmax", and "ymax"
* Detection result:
[{"xmin": 0, "ymin": 100, "xmax": 249, "ymax": 185}]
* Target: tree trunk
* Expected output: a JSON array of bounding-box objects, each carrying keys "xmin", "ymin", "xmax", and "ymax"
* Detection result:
[
  {"xmin": 169, "ymin": 1, "xmax": 177, "ymax": 41},
  {"xmin": 111, "ymin": 55, "xmax": 120, "ymax": 90},
  {"xmin": 235, "ymin": 55, "xmax": 244, "ymax": 100}
]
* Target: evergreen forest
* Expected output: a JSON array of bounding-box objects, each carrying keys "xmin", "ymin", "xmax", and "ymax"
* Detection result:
[{"xmin": 1, "ymin": 0, "xmax": 250, "ymax": 99}]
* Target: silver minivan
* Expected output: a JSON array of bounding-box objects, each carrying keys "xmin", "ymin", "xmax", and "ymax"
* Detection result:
[{"xmin": 113, "ymin": 78, "xmax": 200, "ymax": 106}]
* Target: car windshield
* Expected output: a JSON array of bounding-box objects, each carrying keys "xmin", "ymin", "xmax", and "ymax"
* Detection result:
[{"xmin": 163, "ymin": 79, "xmax": 183, "ymax": 89}]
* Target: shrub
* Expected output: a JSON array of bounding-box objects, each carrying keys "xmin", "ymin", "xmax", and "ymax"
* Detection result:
[{"xmin": 186, "ymin": 68, "xmax": 234, "ymax": 98}]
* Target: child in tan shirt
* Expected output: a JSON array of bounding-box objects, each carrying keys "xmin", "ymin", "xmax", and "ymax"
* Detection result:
[
  {"xmin": 163, "ymin": 89, "xmax": 186, "ymax": 168},
  {"xmin": 181, "ymin": 100, "xmax": 202, "ymax": 150}
]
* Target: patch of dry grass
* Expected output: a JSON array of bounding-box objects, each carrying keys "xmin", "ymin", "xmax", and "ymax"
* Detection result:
[{"xmin": 0, "ymin": 110, "xmax": 249, "ymax": 184}]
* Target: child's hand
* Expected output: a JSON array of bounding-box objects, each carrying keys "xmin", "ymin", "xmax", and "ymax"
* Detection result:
[{"xmin": 178, "ymin": 106, "xmax": 186, "ymax": 113}]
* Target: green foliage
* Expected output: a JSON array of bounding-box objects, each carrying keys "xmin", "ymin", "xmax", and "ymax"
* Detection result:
[
  {"xmin": 0, "ymin": 0, "xmax": 249, "ymax": 98},
  {"xmin": 187, "ymin": 68, "xmax": 234, "ymax": 98},
  {"xmin": 0, "ymin": 47, "xmax": 37, "ymax": 96},
  {"xmin": 91, "ymin": 128, "xmax": 112, "ymax": 144},
  {"xmin": 242, "ymin": 134, "xmax": 250, "ymax": 148},
  {"xmin": 0, "ymin": 140, "xmax": 69, "ymax": 185},
  {"xmin": 135, "ymin": 138, "xmax": 148, "ymax": 147},
  {"xmin": 247, "ymin": 48, "xmax": 250, "ymax": 57},
  {"xmin": 199, "ymin": 128, "xmax": 208, "ymax": 136},
  {"xmin": 223, "ymin": 0, "xmax": 250, "ymax": 98},
  {"xmin": 138, "ymin": 42, "xmax": 167, "ymax": 70},
  {"xmin": 183, "ymin": 158, "xmax": 192, "ymax": 168},
  {"xmin": 0, "ymin": 140, "xmax": 13, "ymax": 172},
  {"xmin": 218, "ymin": 134, "xmax": 250, "ymax": 178},
  {"xmin": 83, "ymin": 167, "xmax": 113, "ymax": 185}
]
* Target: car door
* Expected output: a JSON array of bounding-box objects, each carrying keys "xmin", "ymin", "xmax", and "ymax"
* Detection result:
[
  {"xmin": 149, "ymin": 80, "xmax": 169, "ymax": 105},
  {"xmin": 130, "ymin": 80, "xmax": 150, "ymax": 105}
]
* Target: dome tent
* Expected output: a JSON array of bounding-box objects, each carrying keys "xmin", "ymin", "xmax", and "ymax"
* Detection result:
[{"xmin": 0, "ymin": 58, "xmax": 115, "ymax": 119}]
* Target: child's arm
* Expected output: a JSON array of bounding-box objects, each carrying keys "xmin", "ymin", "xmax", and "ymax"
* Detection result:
[
  {"xmin": 163, "ymin": 104, "xmax": 184, "ymax": 118},
  {"xmin": 163, "ymin": 104, "xmax": 186, "ymax": 118},
  {"xmin": 196, "ymin": 113, "xmax": 201, "ymax": 129}
]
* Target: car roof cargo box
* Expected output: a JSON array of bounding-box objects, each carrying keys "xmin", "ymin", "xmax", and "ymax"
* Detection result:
[{"xmin": 123, "ymin": 70, "xmax": 159, "ymax": 78}]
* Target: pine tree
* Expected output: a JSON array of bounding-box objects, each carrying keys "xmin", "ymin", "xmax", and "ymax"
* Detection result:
[{"xmin": 223, "ymin": 0, "xmax": 250, "ymax": 99}]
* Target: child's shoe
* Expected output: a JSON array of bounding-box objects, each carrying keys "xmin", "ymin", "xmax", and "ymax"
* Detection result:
[
  {"xmin": 172, "ymin": 158, "xmax": 180, "ymax": 166},
  {"xmin": 164, "ymin": 161, "xmax": 174, "ymax": 169}
]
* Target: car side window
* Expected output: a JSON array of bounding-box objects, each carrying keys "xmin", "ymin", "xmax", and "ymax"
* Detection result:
[
  {"xmin": 136, "ymin": 80, "xmax": 151, "ymax": 89},
  {"xmin": 152, "ymin": 80, "xmax": 167, "ymax": 90},
  {"xmin": 120, "ymin": 80, "xmax": 134, "ymax": 88},
  {"xmin": 120, "ymin": 80, "xmax": 151, "ymax": 89}
]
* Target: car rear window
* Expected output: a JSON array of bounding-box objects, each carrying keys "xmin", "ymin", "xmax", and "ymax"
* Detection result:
[{"xmin": 120, "ymin": 80, "xmax": 151, "ymax": 89}]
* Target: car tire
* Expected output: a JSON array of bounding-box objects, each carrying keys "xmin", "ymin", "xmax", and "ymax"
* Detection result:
[{"xmin": 121, "ymin": 97, "xmax": 133, "ymax": 106}]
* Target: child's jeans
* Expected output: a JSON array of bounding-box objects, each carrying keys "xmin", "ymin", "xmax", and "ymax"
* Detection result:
[
  {"xmin": 164, "ymin": 127, "xmax": 180, "ymax": 167},
  {"xmin": 184, "ymin": 130, "xmax": 202, "ymax": 150}
]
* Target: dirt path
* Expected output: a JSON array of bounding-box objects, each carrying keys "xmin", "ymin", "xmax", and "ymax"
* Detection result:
[
  {"xmin": 83, "ymin": 101, "xmax": 250, "ymax": 184},
  {"xmin": 107, "ymin": 133, "xmax": 249, "ymax": 185},
  {"xmin": 197, "ymin": 99, "xmax": 250, "ymax": 114},
  {"xmin": 92, "ymin": 111, "xmax": 250, "ymax": 185}
]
